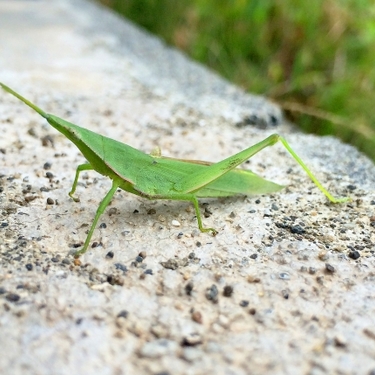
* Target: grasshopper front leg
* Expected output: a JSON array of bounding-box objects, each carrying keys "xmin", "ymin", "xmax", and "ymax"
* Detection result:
[
  {"xmin": 69, "ymin": 163, "xmax": 93, "ymax": 202},
  {"xmin": 74, "ymin": 181, "xmax": 119, "ymax": 257}
]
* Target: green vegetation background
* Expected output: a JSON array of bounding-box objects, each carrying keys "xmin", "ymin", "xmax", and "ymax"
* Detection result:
[{"xmin": 98, "ymin": 0, "xmax": 375, "ymax": 161}]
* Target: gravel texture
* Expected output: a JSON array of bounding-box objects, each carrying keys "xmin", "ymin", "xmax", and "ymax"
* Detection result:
[{"xmin": 1, "ymin": 1, "xmax": 375, "ymax": 375}]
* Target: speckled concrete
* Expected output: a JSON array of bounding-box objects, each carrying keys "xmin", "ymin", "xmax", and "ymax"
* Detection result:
[{"xmin": 1, "ymin": 1, "xmax": 375, "ymax": 374}]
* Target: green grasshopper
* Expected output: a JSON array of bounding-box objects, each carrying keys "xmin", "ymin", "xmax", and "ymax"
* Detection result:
[{"xmin": 0, "ymin": 83, "xmax": 348, "ymax": 256}]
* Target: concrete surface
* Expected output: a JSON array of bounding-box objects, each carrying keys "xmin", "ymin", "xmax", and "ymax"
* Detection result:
[{"xmin": 1, "ymin": 1, "xmax": 375, "ymax": 374}]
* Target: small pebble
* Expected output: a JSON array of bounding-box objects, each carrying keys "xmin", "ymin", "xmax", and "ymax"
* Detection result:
[
  {"xmin": 240, "ymin": 300, "xmax": 249, "ymax": 307},
  {"xmin": 6, "ymin": 293, "xmax": 20, "ymax": 302},
  {"xmin": 334, "ymin": 334, "xmax": 347, "ymax": 347},
  {"xmin": 117, "ymin": 310, "xmax": 128, "ymax": 319},
  {"xmin": 281, "ymin": 289, "xmax": 289, "ymax": 299},
  {"xmin": 205, "ymin": 284, "xmax": 219, "ymax": 302},
  {"xmin": 308, "ymin": 267, "xmax": 316, "ymax": 274},
  {"xmin": 114, "ymin": 263, "xmax": 127, "ymax": 272},
  {"xmin": 108, "ymin": 207, "xmax": 118, "ymax": 216},
  {"xmin": 139, "ymin": 251, "xmax": 147, "ymax": 259},
  {"xmin": 107, "ymin": 275, "xmax": 124, "ymax": 286},
  {"xmin": 25, "ymin": 263, "xmax": 33, "ymax": 271},
  {"xmin": 223, "ymin": 285, "xmax": 233, "ymax": 297},
  {"xmin": 181, "ymin": 333, "xmax": 202, "ymax": 347},
  {"xmin": 73, "ymin": 258, "xmax": 81, "ymax": 266},
  {"xmin": 191, "ymin": 311, "xmax": 203, "ymax": 324},
  {"xmin": 325, "ymin": 263, "xmax": 335, "ymax": 273},
  {"xmin": 160, "ymin": 259, "xmax": 179, "ymax": 270},
  {"xmin": 348, "ymin": 250, "xmax": 360, "ymax": 260},
  {"xmin": 105, "ymin": 251, "xmax": 114, "ymax": 259},
  {"xmin": 290, "ymin": 225, "xmax": 305, "ymax": 234},
  {"xmin": 279, "ymin": 272, "xmax": 290, "ymax": 280},
  {"xmin": 171, "ymin": 219, "xmax": 180, "ymax": 227},
  {"xmin": 135, "ymin": 255, "xmax": 143, "ymax": 263},
  {"xmin": 46, "ymin": 197, "xmax": 54, "ymax": 205},
  {"xmin": 319, "ymin": 251, "xmax": 329, "ymax": 261},
  {"xmin": 43, "ymin": 162, "xmax": 52, "ymax": 170},
  {"xmin": 185, "ymin": 282, "xmax": 194, "ymax": 296}
]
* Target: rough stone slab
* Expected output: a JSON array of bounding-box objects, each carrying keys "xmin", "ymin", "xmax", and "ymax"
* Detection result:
[{"xmin": 0, "ymin": 1, "xmax": 375, "ymax": 375}]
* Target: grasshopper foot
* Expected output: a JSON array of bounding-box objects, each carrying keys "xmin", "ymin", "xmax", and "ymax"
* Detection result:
[
  {"xmin": 73, "ymin": 247, "xmax": 87, "ymax": 257},
  {"xmin": 69, "ymin": 192, "xmax": 80, "ymax": 203},
  {"xmin": 331, "ymin": 196, "xmax": 351, "ymax": 204},
  {"xmin": 200, "ymin": 227, "xmax": 218, "ymax": 236}
]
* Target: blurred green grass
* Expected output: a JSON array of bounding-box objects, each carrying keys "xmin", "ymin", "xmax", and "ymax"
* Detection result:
[{"xmin": 99, "ymin": 0, "xmax": 375, "ymax": 161}]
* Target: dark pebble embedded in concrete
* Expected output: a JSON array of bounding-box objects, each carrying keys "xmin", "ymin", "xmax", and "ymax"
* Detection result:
[
  {"xmin": 223, "ymin": 285, "xmax": 233, "ymax": 297},
  {"xmin": 348, "ymin": 250, "xmax": 360, "ymax": 260},
  {"xmin": 114, "ymin": 263, "xmax": 127, "ymax": 272},
  {"xmin": 271, "ymin": 203, "xmax": 279, "ymax": 211},
  {"xmin": 205, "ymin": 284, "xmax": 219, "ymax": 302},
  {"xmin": 43, "ymin": 162, "xmax": 52, "ymax": 170},
  {"xmin": 309, "ymin": 267, "xmax": 316, "ymax": 274},
  {"xmin": 240, "ymin": 300, "xmax": 249, "ymax": 307},
  {"xmin": 25, "ymin": 263, "xmax": 33, "ymax": 271},
  {"xmin": 46, "ymin": 197, "xmax": 54, "ymax": 205},
  {"xmin": 290, "ymin": 225, "xmax": 305, "ymax": 234},
  {"xmin": 6, "ymin": 293, "xmax": 20, "ymax": 302},
  {"xmin": 139, "ymin": 251, "xmax": 147, "ymax": 259},
  {"xmin": 106, "ymin": 251, "xmax": 114, "ymax": 259},
  {"xmin": 185, "ymin": 282, "xmax": 194, "ymax": 296},
  {"xmin": 160, "ymin": 259, "xmax": 179, "ymax": 270},
  {"xmin": 325, "ymin": 263, "xmax": 335, "ymax": 273},
  {"xmin": 281, "ymin": 289, "xmax": 289, "ymax": 299},
  {"xmin": 279, "ymin": 272, "xmax": 290, "ymax": 280},
  {"xmin": 107, "ymin": 275, "xmax": 124, "ymax": 286},
  {"xmin": 135, "ymin": 255, "xmax": 143, "ymax": 263},
  {"xmin": 117, "ymin": 310, "xmax": 129, "ymax": 319}
]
